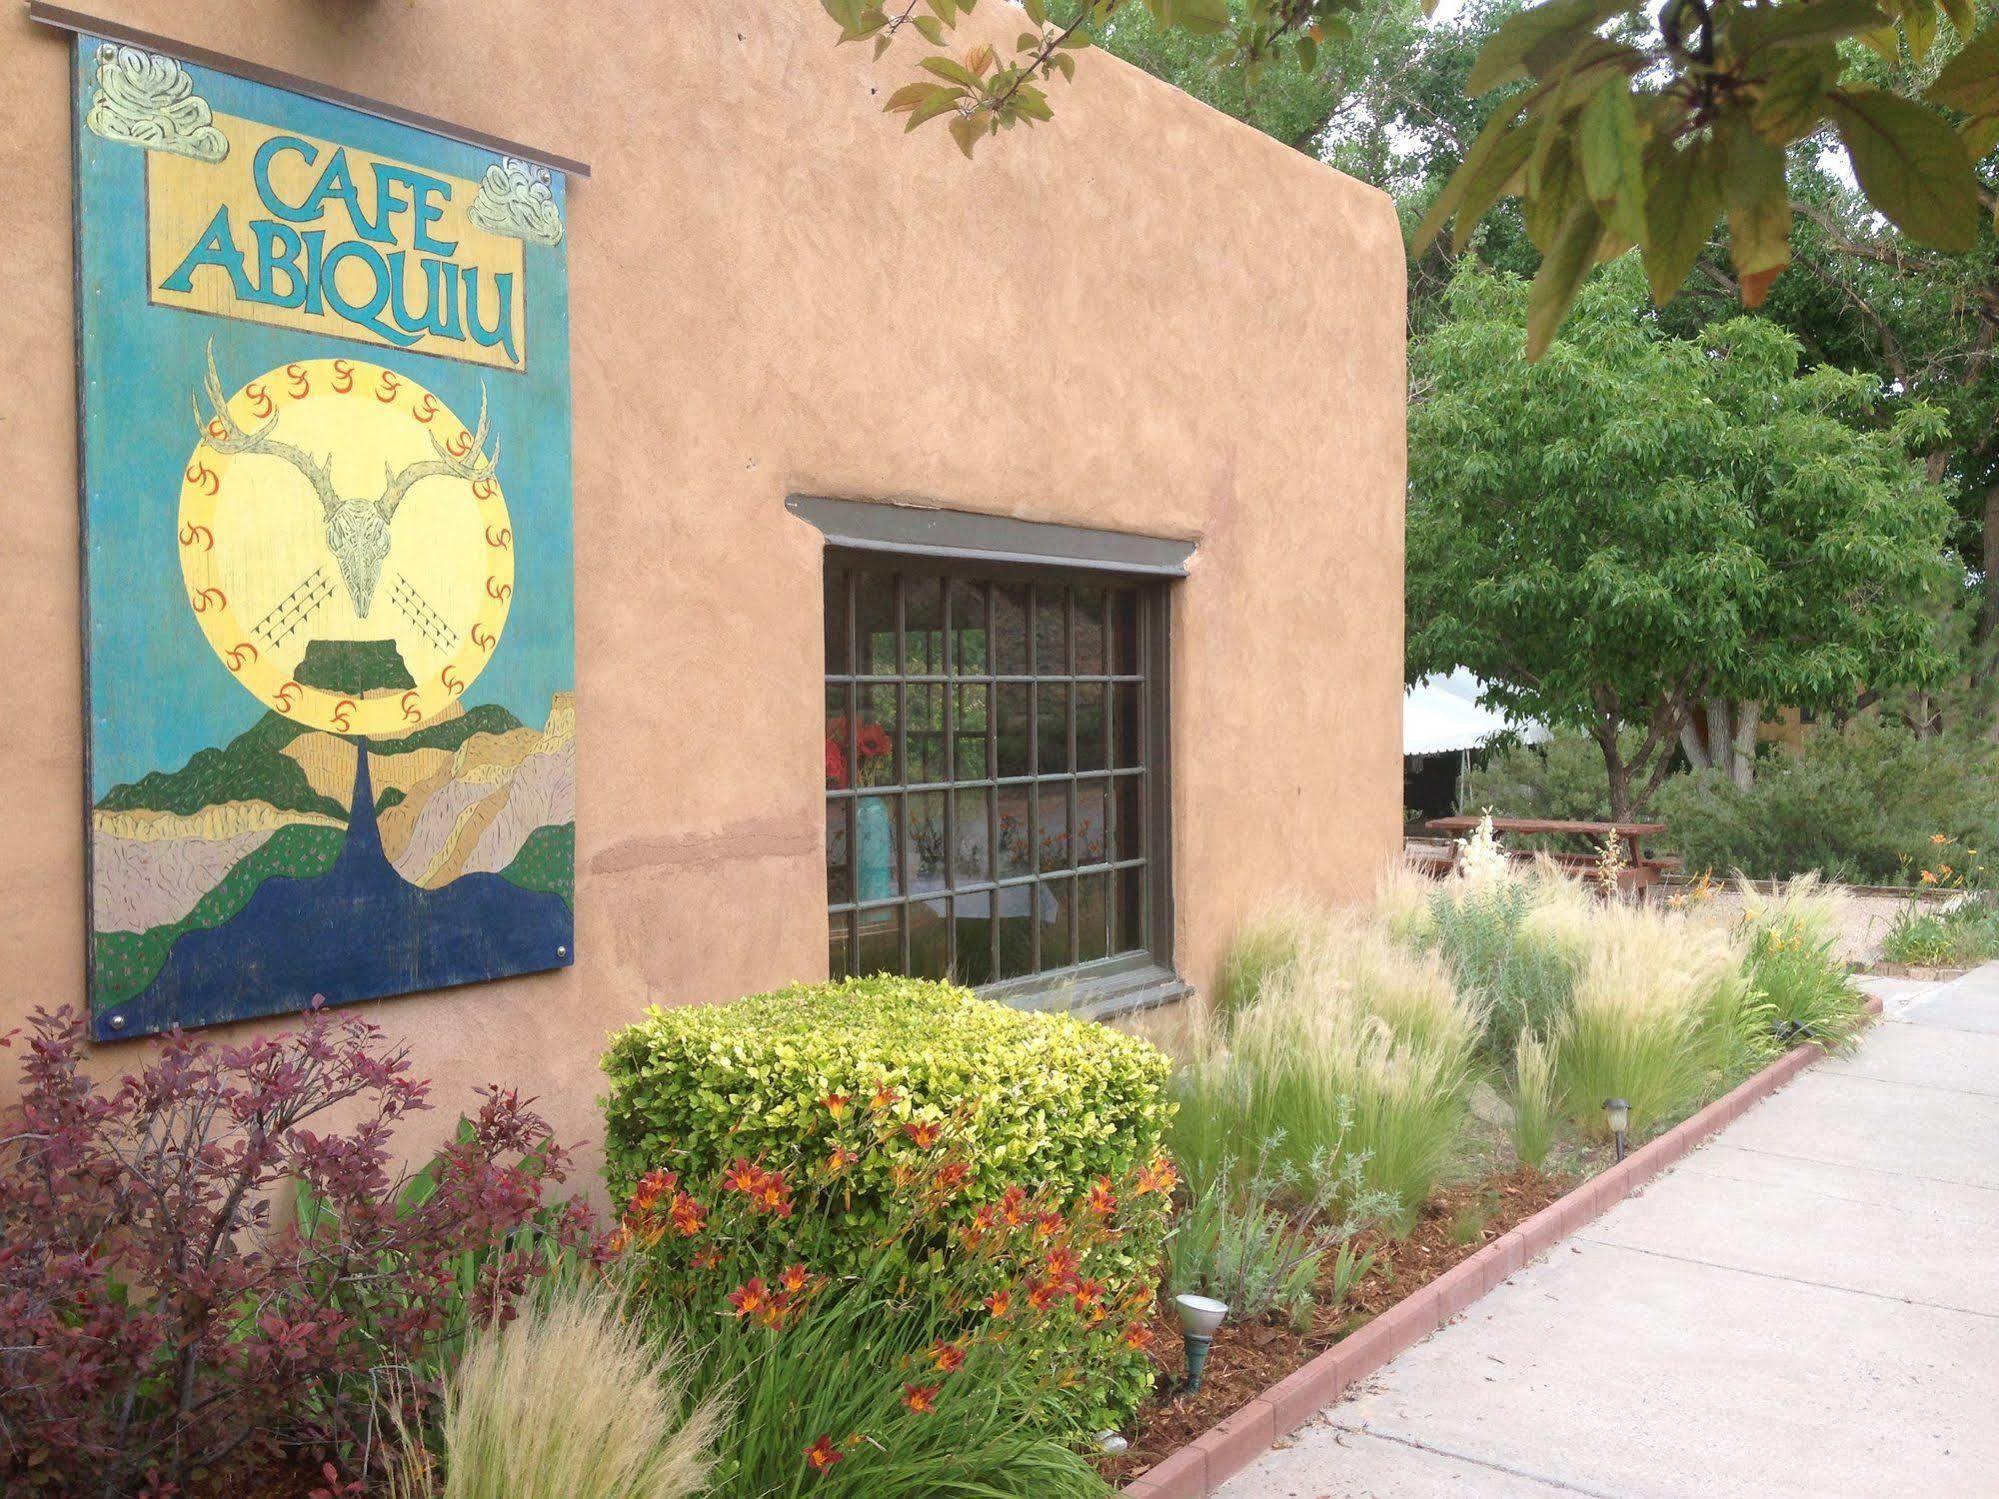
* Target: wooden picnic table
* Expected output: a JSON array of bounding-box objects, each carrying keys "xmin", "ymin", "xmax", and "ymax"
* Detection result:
[{"xmin": 1420, "ymin": 816, "xmax": 1679, "ymax": 896}]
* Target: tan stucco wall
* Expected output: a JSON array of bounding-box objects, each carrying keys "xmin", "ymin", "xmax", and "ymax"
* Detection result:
[{"xmin": 0, "ymin": 1, "xmax": 1404, "ymax": 1166}]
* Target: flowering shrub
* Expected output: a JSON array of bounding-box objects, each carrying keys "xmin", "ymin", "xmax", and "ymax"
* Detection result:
[
  {"xmin": 602, "ymin": 978, "xmax": 1175, "ymax": 1428},
  {"xmin": 615, "ymin": 1110, "xmax": 1168, "ymax": 1484},
  {"xmin": 0, "ymin": 1007, "xmax": 597, "ymax": 1496}
]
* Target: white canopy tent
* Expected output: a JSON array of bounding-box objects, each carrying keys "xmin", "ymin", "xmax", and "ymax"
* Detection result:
[{"xmin": 1403, "ymin": 670, "xmax": 1542, "ymax": 756}]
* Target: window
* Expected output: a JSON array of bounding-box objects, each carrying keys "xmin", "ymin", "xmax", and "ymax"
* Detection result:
[{"xmin": 823, "ymin": 555, "xmax": 1174, "ymax": 1009}]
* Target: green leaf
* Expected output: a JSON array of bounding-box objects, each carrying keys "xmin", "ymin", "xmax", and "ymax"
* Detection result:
[
  {"xmin": 1752, "ymin": 45, "xmax": 1838, "ymax": 142},
  {"xmin": 1468, "ymin": 0, "xmax": 1626, "ymax": 95},
  {"xmin": 1719, "ymin": 114, "xmax": 1792, "ymax": 301},
  {"xmin": 1411, "ymin": 96, "xmax": 1533, "ymax": 255},
  {"xmin": 1640, "ymin": 136, "xmax": 1721, "ymax": 303},
  {"xmin": 914, "ymin": 14, "xmax": 946, "ymax": 42},
  {"xmin": 1578, "ymin": 76, "xmax": 1646, "ymax": 243},
  {"xmin": 1829, "ymin": 87, "xmax": 1979, "ymax": 249},
  {"xmin": 921, "ymin": 55, "xmax": 984, "ymax": 88},
  {"xmin": 1526, "ymin": 201, "xmax": 1606, "ymax": 359},
  {"xmin": 904, "ymin": 85, "xmax": 969, "ymax": 129},
  {"xmin": 1524, "ymin": 125, "xmax": 1585, "ymax": 253},
  {"xmin": 1296, "ymin": 32, "xmax": 1319, "ymax": 73},
  {"xmin": 1904, "ymin": 1, "xmax": 1939, "ymax": 64},
  {"xmin": 882, "ymin": 81, "xmax": 936, "ymax": 113},
  {"xmin": 1728, "ymin": 0, "xmax": 1889, "ymax": 55},
  {"xmin": 1927, "ymin": 22, "xmax": 1999, "ymax": 115},
  {"xmin": 949, "ymin": 112, "xmax": 982, "ymax": 158},
  {"xmin": 1023, "ymin": 0, "xmax": 1048, "ymax": 23},
  {"xmin": 1174, "ymin": 0, "xmax": 1232, "ymax": 35},
  {"xmin": 1961, "ymin": 112, "xmax": 1999, "ymax": 158}
]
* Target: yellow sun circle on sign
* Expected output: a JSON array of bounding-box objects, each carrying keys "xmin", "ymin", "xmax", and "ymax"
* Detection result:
[{"xmin": 178, "ymin": 356, "xmax": 514, "ymax": 736}]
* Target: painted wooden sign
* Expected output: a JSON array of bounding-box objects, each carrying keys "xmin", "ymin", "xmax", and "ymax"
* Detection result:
[{"xmin": 73, "ymin": 37, "xmax": 576, "ymax": 1040}]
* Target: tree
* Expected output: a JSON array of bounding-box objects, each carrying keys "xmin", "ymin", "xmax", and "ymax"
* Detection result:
[
  {"xmin": 1407, "ymin": 259, "xmax": 1963, "ymax": 818},
  {"xmin": 824, "ymin": 0, "xmax": 1999, "ymax": 353}
]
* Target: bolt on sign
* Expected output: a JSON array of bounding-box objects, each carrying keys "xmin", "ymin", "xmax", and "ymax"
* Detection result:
[{"xmin": 72, "ymin": 35, "xmax": 577, "ymax": 1040}]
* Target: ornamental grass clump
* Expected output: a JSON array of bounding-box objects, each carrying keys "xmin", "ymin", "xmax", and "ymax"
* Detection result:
[
  {"xmin": 421, "ymin": 1286, "xmax": 724, "ymax": 1499},
  {"xmin": 1422, "ymin": 862, "xmax": 1581, "ymax": 1063},
  {"xmin": 1509, "ymin": 1030, "xmax": 1557, "ymax": 1170},
  {"xmin": 1173, "ymin": 917, "xmax": 1482, "ymax": 1229},
  {"xmin": 1548, "ymin": 900, "xmax": 1749, "ymax": 1139},
  {"xmin": 1734, "ymin": 875, "xmax": 1869, "ymax": 1051}
]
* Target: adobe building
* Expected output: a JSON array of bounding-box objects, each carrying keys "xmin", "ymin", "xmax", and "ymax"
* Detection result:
[{"xmin": 0, "ymin": 0, "xmax": 1404, "ymax": 1163}]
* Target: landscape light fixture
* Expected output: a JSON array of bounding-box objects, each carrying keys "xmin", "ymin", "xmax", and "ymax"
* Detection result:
[
  {"xmin": 1174, "ymin": 1294, "xmax": 1229, "ymax": 1398},
  {"xmin": 1603, "ymin": 1098, "xmax": 1630, "ymax": 1163}
]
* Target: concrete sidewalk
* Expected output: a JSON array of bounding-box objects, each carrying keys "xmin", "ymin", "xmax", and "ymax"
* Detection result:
[{"xmin": 1215, "ymin": 968, "xmax": 1999, "ymax": 1499}]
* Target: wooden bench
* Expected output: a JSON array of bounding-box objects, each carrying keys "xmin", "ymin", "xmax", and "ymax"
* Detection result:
[{"xmin": 1418, "ymin": 817, "xmax": 1679, "ymax": 900}]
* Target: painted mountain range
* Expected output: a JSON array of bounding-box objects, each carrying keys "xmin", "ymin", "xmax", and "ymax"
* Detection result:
[{"xmin": 90, "ymin": 691, "xmax": 575, "ymax": 1018}]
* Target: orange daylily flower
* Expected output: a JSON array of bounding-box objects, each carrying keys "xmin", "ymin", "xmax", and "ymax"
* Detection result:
[
  {"xmin": 669, "ymin": 1194, "xmax": 707, "ymax": 1237},
  {"xmin": 822, "ymin": 1091, "xmax": 852, "ymax": 1119},
  {"xmin": 1085, "ymin": 1177, "xmax": 1117, "ymax": 1216},
  {"xmin": 929, "ymin": 1339, "xmax": 966, "ymax": 1372},
  {"xmin": 691, "ymin": 1245, "xmax": 722, "ymax": 1271},
  {"xmin": 804, "ymin": 1435, "xmax": 844, "ymax": 1473},
  {"xmin": 903, "ymin": 1120, "xmax": 941, "ymax": 1150},
  {"xmin": 935, "ymin": 1159, "xmax": 969, "ymax": 1193},
  {"xmin": 870, "ymin": 1085, "xmax": 902, "ymax": 1111},
  {"xmin": 727, "ymin": 1278, "xmax": 770, "ymax": 1318},
  {"xmin": 721, "ymin": 1158, "xmax": 762, "ymax": 1193},
  {"xmin": 902, "ymin": 1383, "xmax": 940, "ymax": 1414},
  {"xmin": 984, "ymin": 1289, "xmax": 1012, "ymax": 1318},
  {"xmin": 780, "ymin": 1262, "xmax": 812, "ymax": 1295},
  {"xmin": 1124, "ymin": 1322, "xmax": 1156, "ymax": 1351}
]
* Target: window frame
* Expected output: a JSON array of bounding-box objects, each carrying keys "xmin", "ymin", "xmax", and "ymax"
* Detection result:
[{"xmin": 818, "ymin": 544, "xmax": 1184, "ymax": 1020}]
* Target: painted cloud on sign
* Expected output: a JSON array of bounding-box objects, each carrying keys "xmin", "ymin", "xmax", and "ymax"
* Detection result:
[
  {"xmin": 468, "ymin": 156, "xmax": 564, "ymax": 246},
  {"xmin": 86, "ymin": 45, "xmax": 229, "ymax": 163}
]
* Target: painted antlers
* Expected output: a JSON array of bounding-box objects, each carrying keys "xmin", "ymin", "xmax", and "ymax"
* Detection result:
[
  {"xmin": 377, "ymin": 389, "xmax": 499, "ymax": 522},
  {"xmin": 192, "ymin": 341, "xmax": 339, "ymax": 518}
]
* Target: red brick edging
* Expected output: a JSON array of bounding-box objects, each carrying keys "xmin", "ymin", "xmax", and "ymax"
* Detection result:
[{"xmin": 1119, "ymin": 995, "xmax": 1885, "ymax": 1498}]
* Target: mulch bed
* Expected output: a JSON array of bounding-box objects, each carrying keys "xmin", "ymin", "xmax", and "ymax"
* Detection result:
[{"xmin": 1100, "ymin": 1165, "xmax": 1576, "ymax": 1484}]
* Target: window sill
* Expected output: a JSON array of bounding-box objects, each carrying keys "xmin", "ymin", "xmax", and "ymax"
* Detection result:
[{"xmin": 979, "ymin": 960, "xmax": 1190, "ymax": 1023}]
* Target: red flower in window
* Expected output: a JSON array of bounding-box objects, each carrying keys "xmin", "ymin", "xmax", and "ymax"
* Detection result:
[
  {"xmin": 856, "ymin": 721, "xmax": 893, "ymax": 760},
  {"xmin": 824, "ymin": 738, "xmax": 849, "ymax": 789}
]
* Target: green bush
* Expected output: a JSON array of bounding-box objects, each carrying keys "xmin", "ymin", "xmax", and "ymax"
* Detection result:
[
  {"xmin": 1880, "ymin": 897, "xmax": 1999, "ymax": 969},
  {"xmin": 600, "ymin": 976, "xmax": 1173, "ymax": 1427},
  {"xmin": 1462, "ymin": 730, "xmax": 1624, "ymax": 825},
  {"xmin": 1656, "ymin": 721, "xmax": 1999, "ymax": 885}
]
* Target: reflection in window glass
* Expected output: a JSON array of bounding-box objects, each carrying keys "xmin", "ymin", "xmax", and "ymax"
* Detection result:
[
  {"xmin": 1037, "ymin": 682, "xmax": 1070, "ymax": 775},
  {"xmin": 956, "ymin": 892, "xmax": 994, "ymax": 986},
  {"xmin": 950, "ymin": 578, "xmax": 988, "ymax": 674},
  {"xmin": 858, "ymin": 571, "xmax": 897, "ymax": 674},
  {"xmin": 954, "ymin": 684, "xmax": 990, "ymax": 779},
  {"xmin": 904, "ymin": 574, "xmax": 944, "ymax": 675},
  {"xmin": 827, "ymin": 559, "xmax": 1165, "ymax": 993},
  {"xmin": 1075, "ymin": 586, "xmax": 1105, "ymax": 675},
  {"xmin": 997, "ymin": 683, "xmax": 1032, "ymax": 777},
  {"xmin": 994, "ymin": 584, "xmax": 1029, "ymax": 675}
]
